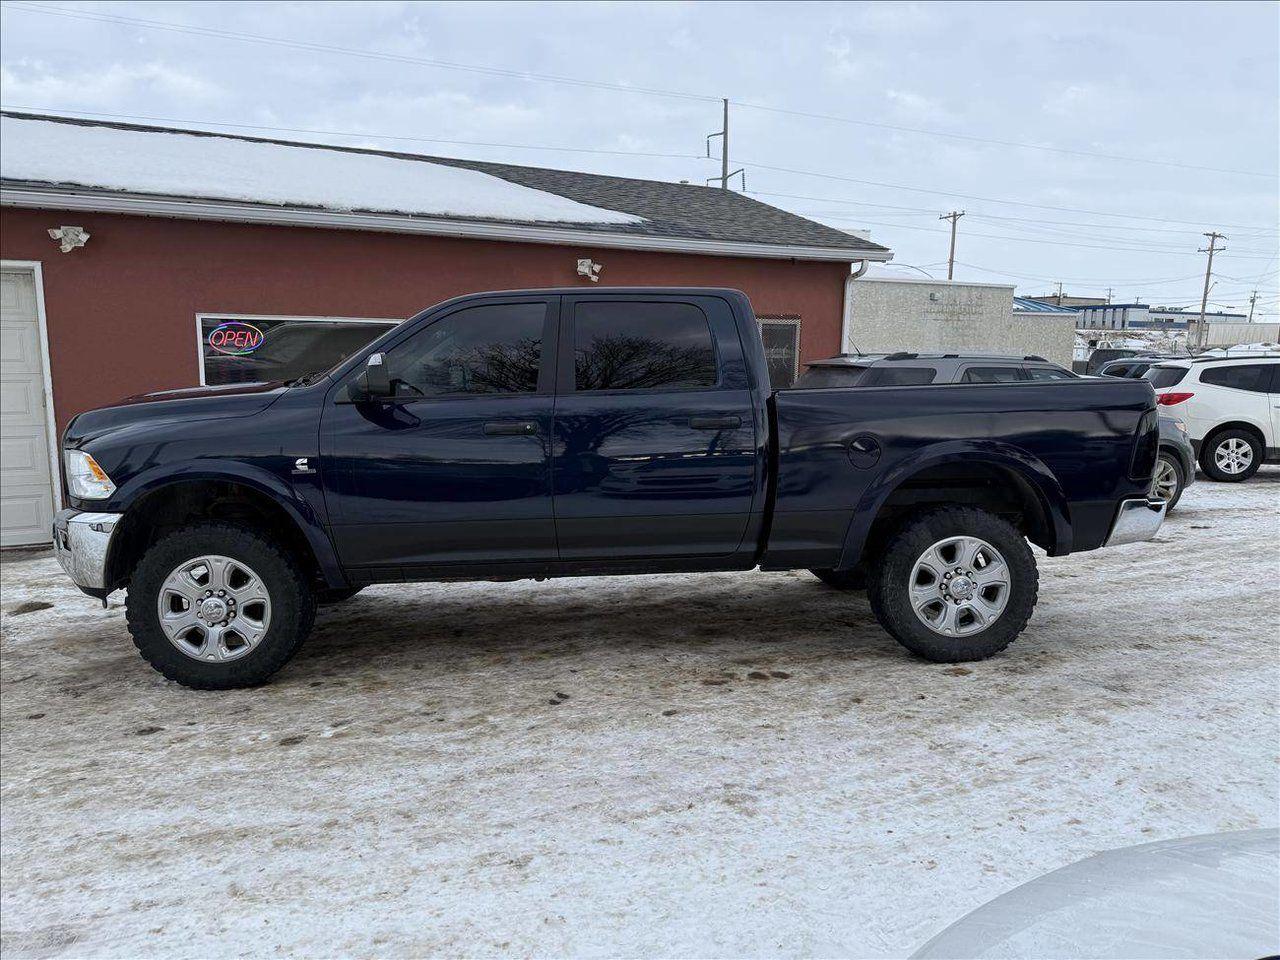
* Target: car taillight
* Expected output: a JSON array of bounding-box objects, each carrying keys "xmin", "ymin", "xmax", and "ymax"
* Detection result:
[{"xmin": 1156, "ymin": 391, "xmax": 1194, "ymax": 406}]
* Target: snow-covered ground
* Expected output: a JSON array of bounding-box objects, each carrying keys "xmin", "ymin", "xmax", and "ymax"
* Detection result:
[{"xmin": 2, "ymin": 471, "xmax": 1278, "ymax": 959}]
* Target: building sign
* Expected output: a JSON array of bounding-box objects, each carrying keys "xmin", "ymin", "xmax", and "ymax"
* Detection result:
[{"xmin": 207, "ymin": 321, "xmax": 265, "ymax": 356}]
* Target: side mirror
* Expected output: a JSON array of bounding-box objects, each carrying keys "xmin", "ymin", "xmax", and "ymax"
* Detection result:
[{"xmin": 353, "ymin": 352, "xmax": 392, "ymax": 401}]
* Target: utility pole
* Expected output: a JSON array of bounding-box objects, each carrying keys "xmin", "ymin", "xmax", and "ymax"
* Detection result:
[
  {"xmin": 1247, "ymin": 289, "xmax": 1259, "ymax": 322},
  {"xmin": 939, "ymin": 210, "xmax": 964, "ymax": 280},
  {"xmin": 1196, "ymin": 231, "xmax": 1226, "ymax": 351},
  {"xmin": 704, "ymin": 99, "xmax": 744, "ymax": 190},
  {"xmin": 1055, "ymin": 280, "xmax": 1064, "ymax": 305},
  {"xmin": 1105, "ymin": 287, "xmax": 1114, "ymax": 305}
]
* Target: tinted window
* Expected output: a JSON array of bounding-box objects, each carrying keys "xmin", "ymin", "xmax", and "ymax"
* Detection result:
[
  {"xmin": 962, "ymin": 366, "xmax": 1024, "ymax": 384},
  {"xmin": 1199, "ymin": 364, "xmax": 1272, "ymax": 393},
  {"xmin": 1027, "ymin": 366, "xmax": 1076, "ymax": 381},
  {"xmin": 1145, "ymin": 366, "xmax": 1188, "ymax": 388},
  {"xmin": 793, "ymin": 366, "xmax": 868, "ymax": 389},
  {"xmin": 1102, "ymin": 363, "xmax": 1134, "ymax": 378},
  {"xmin": 385, "ymin": 302, "xmax": 545, "ymax": 397},
  {"xmin": 201, "ymin": 317, "xmax": 395, "ymax": 386},
  {"xmin": 574, "ymin": 302, "xmax": 716, "ymax": 391},
  {"xmin": 861, "ymin": 366, "xmax": 937, "ymax": 387}
]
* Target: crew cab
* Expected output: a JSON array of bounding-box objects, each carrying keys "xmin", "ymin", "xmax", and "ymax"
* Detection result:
[{"xmin": 54, "ymin": 288, "xmax": 1165, "ymax": 689}]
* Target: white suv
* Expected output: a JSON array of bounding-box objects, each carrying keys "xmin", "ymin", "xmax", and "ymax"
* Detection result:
[{"xmin": 1145, "ymin": 356, "xmax": 1280, "ymax": 482}]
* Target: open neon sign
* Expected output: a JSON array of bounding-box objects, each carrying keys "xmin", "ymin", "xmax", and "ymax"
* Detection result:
[{"xmin": 208, "ymin": 321, "xmax": 265, "ymax": 356}]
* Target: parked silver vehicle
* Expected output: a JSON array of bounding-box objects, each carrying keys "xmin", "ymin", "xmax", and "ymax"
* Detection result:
[{"xmin": 1153, "ymin": 414, "xmax": 1195, "ymax": 511}]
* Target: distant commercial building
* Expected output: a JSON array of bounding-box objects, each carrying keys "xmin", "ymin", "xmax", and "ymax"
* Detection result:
[
  {"xmin": 1014, "ymin": 296, "xmax": 1081, "ymax": 322},
  {"xmin": 1140, "ymin": 307, "xmax": 1246, "ymax": 330},
  {"xmin": 1026, "ymin": 293, "xmax": 1108, "ymax": 308},
  {"xmin": 1077, "ymin": 303, "xmax": 1248, "ymax": 331},
  {"xmin": 844, "ymin": 278, "xmax": 1074, "ymax": 366}
]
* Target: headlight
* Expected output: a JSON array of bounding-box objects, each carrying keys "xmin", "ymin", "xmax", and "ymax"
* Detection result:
[{"xmin": 64, "ymin": 449, "xmax": 116, "ymax": 500}]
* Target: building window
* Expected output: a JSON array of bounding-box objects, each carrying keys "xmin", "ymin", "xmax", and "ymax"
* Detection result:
[
  {"xmin": 758, "ymin": 317, "xmax": 801, "ymax": 388},
  {"xmin": 198, "ymin": 314, "xmax": 399, "ymax": 386}
]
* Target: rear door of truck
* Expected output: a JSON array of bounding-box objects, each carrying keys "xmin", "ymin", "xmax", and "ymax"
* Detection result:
[{"xmin": 551, "ymin": 293, "xmax": 762, "ymax": 562}]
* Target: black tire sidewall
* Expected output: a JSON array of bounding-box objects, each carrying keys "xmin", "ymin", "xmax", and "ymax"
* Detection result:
[
  {"xmin": 125, "ymin": 522, "xmax": 313, "ymax": 689},
  {"xmin": 1200, "ymin": 429, "xmax": 1262, "ymax": 482},
  {"xmin": 1155, "ymin": 451, "xmax": 1186, "ymax": 510},
  {"xmin": 872, "ymin": 508, "xmax": 1038, "ymax": 663}
]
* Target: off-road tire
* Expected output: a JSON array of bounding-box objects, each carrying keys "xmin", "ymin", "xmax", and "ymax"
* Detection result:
[
  {"xmin": 125, "ymin": 521, "xmax": 316, "ymax": 689},
  {"xmin": 809, "ymin": 568, "xmax": 866, "ymax": 591},
  {"xmin": 869, "ymin": 507, "xmax": 1038, "ymax": 663},
  {"xmin": 1199, "ymin": 428, "xmax": 1262, "ymax": 483}
]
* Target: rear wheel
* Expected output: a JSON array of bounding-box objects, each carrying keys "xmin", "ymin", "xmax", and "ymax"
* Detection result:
[
  {"xmin": 809, "ymin": 568, "xmax": 866, "ymax": 590},
  {"xmin": 1150, "ymin": 450, "xmax": 1186, "ymax": 511},
  {"xmin": 868, "ymin": 507, "xmax": 1038, "ymax": 663},
  {"xmin": 1200, "ymin": 429, "xmax": 1261, "ymax": 482},
  {"xmin": 125, "ymin": 522, "xmax": 315, "ymax": 689}
]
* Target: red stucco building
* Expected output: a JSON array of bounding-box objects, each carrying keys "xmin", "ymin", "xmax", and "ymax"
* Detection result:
[{"xmin": 0, "ymin": 111, "xmax": 890, "ymax": 546}]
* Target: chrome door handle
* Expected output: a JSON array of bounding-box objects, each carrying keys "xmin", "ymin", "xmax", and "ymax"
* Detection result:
[{"xmin": 483, "ymin": 421, "xmax": 538, "ymax": 436}]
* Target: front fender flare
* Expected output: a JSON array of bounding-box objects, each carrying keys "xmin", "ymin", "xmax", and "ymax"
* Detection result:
[
  {"xmin": 106, "ymin": 460, "xmax": 346, "ymax": 588},
  {"xmin": 836, "ymin": 440, "xmax": 1073, "ymax": 569}
]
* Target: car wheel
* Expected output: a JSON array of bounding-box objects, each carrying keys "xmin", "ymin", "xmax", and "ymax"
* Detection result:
[
  {"xmin": 1199, "ymin": 429, "xmax": 1262, "ymax": 482},
  {"xmin": 1150, "ymin": 450, "xmax": 1186, "ymax": 511},
  {"xmin": 809, "ymin": 568, "xmax": 866, "ymax": 590},
  {"xmin": 125, "ymin": 521, "xmax": 316, "ymax": 689},
  {"xmin": 869, "ymin": 507, "xmax": 1038, "ymax": 663}
]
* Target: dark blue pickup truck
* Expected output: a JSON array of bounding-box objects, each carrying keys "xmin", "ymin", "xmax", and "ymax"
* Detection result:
[{"xmin": 54, "ymin": 288, "xmax": 1165, "ymax": 688}]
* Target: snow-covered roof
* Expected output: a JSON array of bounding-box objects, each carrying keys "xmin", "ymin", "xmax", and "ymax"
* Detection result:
[
  {"xmin": 1014, "ymin": 296, "xmax": 1079, "ymax": 315},
  {"xmin": 0, "ymin": 113, "xmax": 639, "ymax": 226},
  {"xmin": 0, "ymin": 112, "xmax": 894, "ymax": 263}
]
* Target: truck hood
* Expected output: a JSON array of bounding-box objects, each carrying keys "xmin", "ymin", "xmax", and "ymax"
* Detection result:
[{"xmin": 64, "ymin": 380, "xmax": 290, "ymax": 446}]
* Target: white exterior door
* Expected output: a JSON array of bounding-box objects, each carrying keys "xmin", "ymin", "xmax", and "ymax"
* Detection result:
[{"xmin": 1, "ymin": 267, "xmax": 56, "ymax": 546}]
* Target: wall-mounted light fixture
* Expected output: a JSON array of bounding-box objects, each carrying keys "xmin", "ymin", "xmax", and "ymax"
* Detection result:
[
  {"xmin": 48, "ymin": 225, "xmax": 90, "ymax": 253},
  {"xmin": 576, "ymin": 258, "xmax": 602, "ymax": 282}
]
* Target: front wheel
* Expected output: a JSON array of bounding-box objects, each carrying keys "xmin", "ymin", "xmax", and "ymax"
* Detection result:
[
  {"xmin": 125, "ymin": 522, "xmax": 316, "ymax": 689},
  {"xmin": 868, "ymin": 507, "xmax": 1038, "ymax": 663}
]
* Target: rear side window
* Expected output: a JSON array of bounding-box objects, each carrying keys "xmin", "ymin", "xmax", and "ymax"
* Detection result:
[
  {"xmin": 861, "ymin": 366, "xmax": 937, "ymax": 387},
  {"xmin": 574, "ymin": 302, "xmax": 717, "ymax": 391},
  {"xmin": 1027, "ymin": 366, "xmax": 1075, "ymax": 381},
  {"xmin": 1145, "ymin": 366, "xmax": 1187, "ymax": 388},
  {"xmin": 961, "ymin": 366, "xmax": 1023, "ymax": 384},
  {"xmin": 793, "ymin": 366, "xmax": 868, "ymax": 389},
  {"xmin": 1199, "ymin": 364, "xmax": 1272, "ymax": 393},
  {"xmin": 1103, "ymin": 363, "xmax": 1133, "ymax": 378}
]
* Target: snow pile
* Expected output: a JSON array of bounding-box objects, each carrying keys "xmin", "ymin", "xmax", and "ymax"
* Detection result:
[{"xmin": 0, "ymin": 115, "xmax": 644, "ymax": 225}]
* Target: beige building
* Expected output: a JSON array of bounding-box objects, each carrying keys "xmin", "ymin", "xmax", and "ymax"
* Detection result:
[{"xmin": 843, "ymin": 277, "xmax": 1076, "ymax": 367}]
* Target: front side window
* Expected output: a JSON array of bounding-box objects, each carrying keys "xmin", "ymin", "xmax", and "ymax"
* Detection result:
[
  {"xmin": 1199, "ymin": 363, "xmax": 1272, "ymax": 393},
  {"xmin": 384, "ymin": 302, "xmax": 545, "ymax": 398},
  {"xmin": 962, "ymin": 366, "xmax": 1024, "ymax": 384},
  {"xmin": 574, "ymin": 302, "xmax": 717, "ymax": 391},
  {"xmin": 200, "ymin": 316, "xmax": 396, "ymax": 386}
]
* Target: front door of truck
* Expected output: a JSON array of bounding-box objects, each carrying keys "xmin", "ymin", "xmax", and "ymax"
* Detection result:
[
  {"xmin": 321, "ymin": 297, "xmax": 558, "ymax": 576},
  {"xmin": 551, "ymin": 295, "xmax": 759, "ymax": 561}
]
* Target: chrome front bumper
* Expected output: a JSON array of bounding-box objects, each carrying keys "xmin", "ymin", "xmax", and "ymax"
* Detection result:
[
  {"xmin": 1105, "ymin": 497, "xmax": 1166, "ymax": 547},
  {"xmin": 53, "ymin": 509, "xmax": 122, "ymax": 592}
]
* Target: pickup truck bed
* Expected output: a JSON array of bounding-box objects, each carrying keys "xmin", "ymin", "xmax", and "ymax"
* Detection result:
[{"xmin": 54, "ymin": 287, "xmax": 1164, "ymax": 688}]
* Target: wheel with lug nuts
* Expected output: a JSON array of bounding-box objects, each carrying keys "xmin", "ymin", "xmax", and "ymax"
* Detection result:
[
  {"xmin": 1199, "ymin": 429, "xmax": 1261, "ymax": 483},
  {"xmin": 868, "ymin": 506, "xmax": 1038, "ymax": 663},
  {"xmin": 126, "ymin": 522, "xmax": 315, "ymax": 689}
]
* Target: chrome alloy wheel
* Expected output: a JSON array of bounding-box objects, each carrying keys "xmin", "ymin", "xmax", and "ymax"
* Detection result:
[
  {"xmin": 909, "ymin": 536, "xmax": 1010, "ymax": 637},
  {"xmin": 156, "ymin": 555, "xmax": 272, "ymax": 662},
  {"xmin": 1214, "ymin": 437, "xmax": 1254, "ymax": 475},
  {"xmin": 1150, "ymin": 457, "xmax": 1180, "ymax": 502}
]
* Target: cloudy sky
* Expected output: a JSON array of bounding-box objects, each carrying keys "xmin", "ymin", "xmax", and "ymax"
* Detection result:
[{"xmin": 2, "ymin": 0, "xmax": 1277, "ymax": 315}]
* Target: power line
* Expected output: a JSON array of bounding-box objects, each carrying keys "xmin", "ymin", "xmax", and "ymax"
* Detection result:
[
  {"xmin": 0, "ymin": 104, "xmax": 710, "ymax": 162},
  {"xmin": 741, "ymin": 166, "xmax": 1278, "ymax": 229},
  {"xmin": 4, "ymin": 0, "xmax": 1275, "ymax": 179}
]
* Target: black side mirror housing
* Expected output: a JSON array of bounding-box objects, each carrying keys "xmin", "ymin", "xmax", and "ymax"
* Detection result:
[{"xmin": 352, "ymin": 352, "xmax": 392, "ymax": 401}]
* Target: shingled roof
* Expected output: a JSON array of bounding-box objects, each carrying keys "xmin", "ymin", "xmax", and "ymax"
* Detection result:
[{"xmin": 0, "ymin": 111, "xmax": 891, "ymax": 263}]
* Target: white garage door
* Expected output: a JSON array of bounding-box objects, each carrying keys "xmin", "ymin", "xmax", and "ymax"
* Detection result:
[{"xmin": 1, "ymin": 267, "xmax": 56, "ymax": 547}]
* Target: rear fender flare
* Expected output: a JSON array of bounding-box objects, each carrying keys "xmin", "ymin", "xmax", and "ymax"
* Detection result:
[{"xmin": 837, "ymin": 440, "xmax": 1073, "ymax": 569}]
